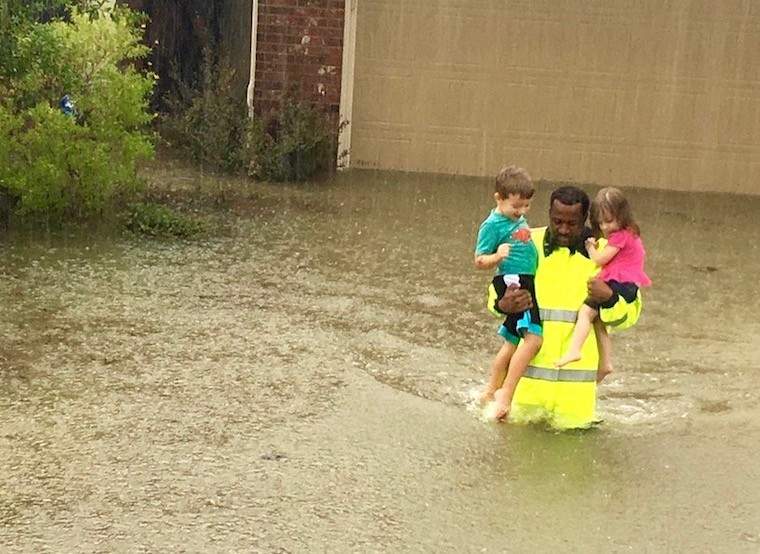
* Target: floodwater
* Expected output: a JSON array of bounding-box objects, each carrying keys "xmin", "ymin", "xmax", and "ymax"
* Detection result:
[{"xmin": 2, "ymin": 161, "xmax": 760, "ymax": 552}]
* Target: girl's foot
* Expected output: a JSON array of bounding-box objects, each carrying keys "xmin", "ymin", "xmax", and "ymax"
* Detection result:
[
  {"xmin": 555, "ymin": 350, "xmax": 581, "ymax": 368},
  {"xmin": 596, "ymin": 364, "xmax": 613, "ymax": 383},
  {"xmin": 492, "ymin": 388, "xmax": 510, "ymax": 421}
]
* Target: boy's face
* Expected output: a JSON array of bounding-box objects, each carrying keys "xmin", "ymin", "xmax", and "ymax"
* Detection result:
[{"xmin": 495, "ymin": 193, "xmax": 531, "ymax": 221}]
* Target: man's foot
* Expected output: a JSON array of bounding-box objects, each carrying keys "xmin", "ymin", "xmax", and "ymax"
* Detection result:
[
  {"xmin": 596, "ymin": 364, "xmax": 613, "ymax": 383},
  {"xmin": 555, "ymin": 350, "xmax": 581, "ymax": 368},
  {"xmin": 492, "ymin": 388, "xmax": 511, "ymax": 422}
]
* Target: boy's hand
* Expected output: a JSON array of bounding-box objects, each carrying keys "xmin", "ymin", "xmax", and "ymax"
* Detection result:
[{"xmin": 496, "ymin": 243, "xmax": 511, "ymax": 260}]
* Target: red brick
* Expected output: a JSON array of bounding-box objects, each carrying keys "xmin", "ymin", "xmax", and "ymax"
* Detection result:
[
  {"xmin": 257, "ymin": 30, "xmax": 286, "ymax": 43},
  {"xmin": 254, "ymin": 0, "xmax": 344, "ymax": 132},
  {"xmin": 324, "ymin": 35, "xmax": 342, "ymax": 47},
  {"xmin": 257, "ymin": 41, "xmax": 287, "ymax": 54},
  {"xmin": 298, "ymin": 0, "xmax": 330, "ymax": 7}
]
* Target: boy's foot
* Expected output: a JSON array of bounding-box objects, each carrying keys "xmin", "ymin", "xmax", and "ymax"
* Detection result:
[
  {"xmin": 479, "ymin": 389, "xmax": 496, "ymax": 407},
  {"xmin": 492, "ymin": 388, "xmax": 511, "ymax": 422},
  {"xmin": 596, "ymin": 365, "xmax": 613, "ymax": 383},
  {"xmin": 555, "ymin": 351, "xmax": 581, "ymax": 368}
]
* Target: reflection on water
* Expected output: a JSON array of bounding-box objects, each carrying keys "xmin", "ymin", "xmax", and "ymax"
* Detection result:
[{"xmin": 1, "ymin": 166, "xmax": 759, "ymax": 551}]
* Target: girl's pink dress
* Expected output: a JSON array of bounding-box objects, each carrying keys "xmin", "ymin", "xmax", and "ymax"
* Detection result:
[{"xmin": 600, "ymin": 229, "xmax": 651, "ymax": 287}]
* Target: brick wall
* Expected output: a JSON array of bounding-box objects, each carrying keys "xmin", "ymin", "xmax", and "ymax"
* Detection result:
[{"xmin": 254, "ymin": 0, "xmax": 345, "ymax": 130}]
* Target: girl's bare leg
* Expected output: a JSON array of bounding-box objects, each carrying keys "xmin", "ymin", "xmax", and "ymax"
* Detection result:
[
  {"xmin": 480, "ymin": 341, "xmax": 517, "ymax": 406},
  {"xmin": 493, "ymin": 333, "xmax": 543, "ymax": 421},
  {"xmin": 594, "ymin": 318, "xmax": 613, "ymax": 382},
  {"xmin": 555, "ymin": 304, "xmax": 597, "ymax": 368}
]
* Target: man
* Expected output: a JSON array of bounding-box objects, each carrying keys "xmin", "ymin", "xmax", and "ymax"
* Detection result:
[{"xmin": 497, "ymin": 186, "xmax": 642, "ymax": 429}]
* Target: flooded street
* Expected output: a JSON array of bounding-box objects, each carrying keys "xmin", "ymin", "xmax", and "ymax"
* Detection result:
[{"xmin": 2, "ymin": 163, "xmax": 760, "ymax": 552}]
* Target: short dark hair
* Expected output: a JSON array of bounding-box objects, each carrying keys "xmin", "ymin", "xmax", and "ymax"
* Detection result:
[{"xmin": 550, "ymin": 186, "xmax": 590, "ymax": 219}]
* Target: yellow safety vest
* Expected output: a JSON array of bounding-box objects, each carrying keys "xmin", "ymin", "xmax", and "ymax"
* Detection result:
[{"xmin": 511, "ymin": 227, "xmax": 601, "ymax": 429}]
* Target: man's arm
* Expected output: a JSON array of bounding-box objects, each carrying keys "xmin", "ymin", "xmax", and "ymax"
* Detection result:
[{"xmin": 587, "ymin": 277, "xmax": 614, "ymax": 305}]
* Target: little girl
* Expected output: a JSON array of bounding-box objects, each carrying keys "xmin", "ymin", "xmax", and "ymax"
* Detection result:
[{"xmin": 555, "ymin": 187, "xmax": 651, "ymax": 379}]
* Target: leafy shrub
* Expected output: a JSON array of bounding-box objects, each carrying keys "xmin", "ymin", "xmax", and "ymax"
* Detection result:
[
  {"xmin": 125, "ymin": 202, "xmax": 204, "ymax": 238},
  {"xmin": 0, "ymin": 4, "xmax": 155, "ymax": 223},
  {"xmin": 161, "ymin": 51, "xmax": 337, "ymax": 182},
  {"xmin": 245, "ymin": 99, "xmax": 336, "ymax": 182},
  {"xmin": 160, "ymin": 48, "xmax": 246, "ymax": 173}
]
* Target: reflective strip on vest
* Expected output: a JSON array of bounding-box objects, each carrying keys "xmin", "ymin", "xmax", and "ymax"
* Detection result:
[
  {"xmin": 524, "ymin": 365, "xmax": 596, "ymax": 382},
  {"xmin": 539, "ymin": 308, "xmax": 578, "ymax": 323}
]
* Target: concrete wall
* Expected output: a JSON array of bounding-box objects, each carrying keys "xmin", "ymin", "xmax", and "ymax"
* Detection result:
[{"xmin": 347, "ymin": 0, "xmax": 760, "ymax": 194}]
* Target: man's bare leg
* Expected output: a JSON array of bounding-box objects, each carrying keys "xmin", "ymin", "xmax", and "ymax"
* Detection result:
[
  {"xmin": 594, "ymin": 318, "xmax": 613, "ymax": 382},
  {"xmin": 479, "ymin": 341, "xmax": 517, "ymax": 406},
  {"xmin": 493, "ymin": 333, "xmax": 543, "ymax": 421},
  {"xmin": 555, "ymin": 304, "xmax": 597, "ymax": 368}
]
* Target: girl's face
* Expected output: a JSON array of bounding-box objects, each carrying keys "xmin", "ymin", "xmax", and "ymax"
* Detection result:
[
  {"xmin": 599, "ymin": 210, "xmax": 621, "ymax": 236},
  {"xmin": 495, "ymin": 193, "xmax": 531, "ymax": 221}
]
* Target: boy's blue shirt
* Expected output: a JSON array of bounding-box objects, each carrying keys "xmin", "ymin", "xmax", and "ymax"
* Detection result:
[{"xmin": 475, "ymin": 210, "xmax": 538, "ymax": 275}]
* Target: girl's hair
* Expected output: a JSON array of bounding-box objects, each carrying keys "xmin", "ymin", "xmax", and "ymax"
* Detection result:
[
  {"xmin": 495, "ymin": 165, "xmax": 534, "ymax": 199},
  {"xmin": 590, "ymin": 187, "xmax": 640, "ymax": 237}
]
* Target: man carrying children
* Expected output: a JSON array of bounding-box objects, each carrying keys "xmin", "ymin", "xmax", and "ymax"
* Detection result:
[{"xmin": 495, "ymin": 185, "xmax": 642, "ymax": 429}]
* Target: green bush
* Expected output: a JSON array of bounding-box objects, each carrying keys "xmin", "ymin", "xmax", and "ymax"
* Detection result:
[
  {"xmin": 161, "ymin": 51, "xmax": 337, "ymax": 182},
  {"xmin": 245, "ymin": 99, "xmax": 336, "ymax": 182},
  {"xmin": 125, "ymin": 202, "xmax": 204, "ymax": 238},
  {"xmin": 161, "ymin": 48, "xmax": 246, "ymax": 173},
  {"xmin": 0, "ymin": 4, "xmax": 155, "ymax": 223}
]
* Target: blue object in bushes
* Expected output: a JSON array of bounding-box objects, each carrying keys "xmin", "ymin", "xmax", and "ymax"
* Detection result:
[{"xmin": 60, "ymin": 95, "xmax": 75, "ymax": 117}]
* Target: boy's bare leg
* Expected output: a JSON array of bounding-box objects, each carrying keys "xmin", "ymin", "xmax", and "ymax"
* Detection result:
[
  {"xmin": 479, "ymin": 341, "xmax": 517, "ymax": 406},
  {"xmin": 555, "ymin": 304, "xmax": 597, "ymax": 368},
  {"xmin": 493, "ymin": 333, "xmax": 543, "ymax": 421},
  {"xmin": 594, "ymin": 318, "xmax": 613, "ymax": 382}
]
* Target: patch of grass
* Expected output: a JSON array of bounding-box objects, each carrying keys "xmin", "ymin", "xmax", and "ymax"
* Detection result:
[{"xmin": 125, "ymin": 202, "xmax": 204, "ymax": 238}]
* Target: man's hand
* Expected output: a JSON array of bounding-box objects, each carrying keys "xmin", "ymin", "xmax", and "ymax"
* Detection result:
[
  {"xmin": 497, "ymin": 285, "xmax": 532, "ymax": 314},
  {"xmin": 587, "ymin": 277, "xmax": 613, "ymax": 304}
]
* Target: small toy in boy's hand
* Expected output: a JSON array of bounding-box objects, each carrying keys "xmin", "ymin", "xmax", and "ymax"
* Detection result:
[{"xmin": 511, "ymin": 228, "xmax": 531, "ymax": 243}]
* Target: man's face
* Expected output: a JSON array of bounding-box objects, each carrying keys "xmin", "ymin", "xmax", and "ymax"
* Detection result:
[{"xmin": 549, "ymin": 200, "xmax": 585, "ymax": 247}]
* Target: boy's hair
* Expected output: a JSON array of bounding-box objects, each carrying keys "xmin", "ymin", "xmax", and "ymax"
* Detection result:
[
  {"xmin": 495, "ymin": 165, "xmax": 534, "ymax": 199},
  {"xmin": 550, "ymin": 186, "xmax": 590, "ymax": 219},
  {"xmin": 591, "ymin": 187, "xmax": 640, "ymax": 237}
]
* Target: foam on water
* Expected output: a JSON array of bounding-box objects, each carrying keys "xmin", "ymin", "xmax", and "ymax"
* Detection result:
[{"xmin": 463, "ymin": 385, "xmax": 500, "ymax": 423}]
